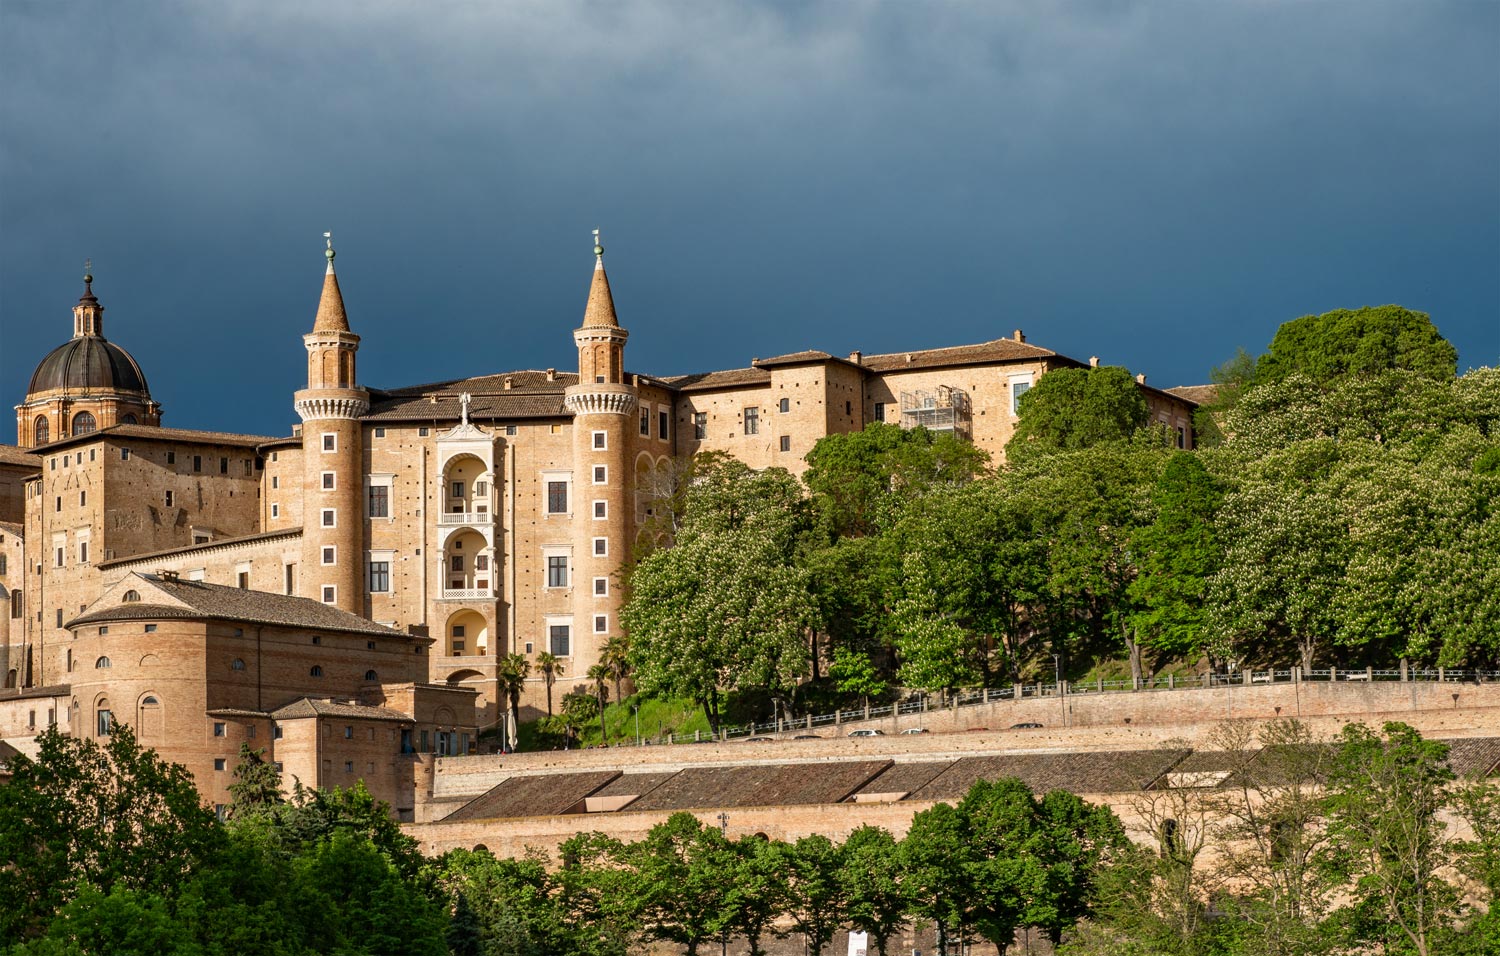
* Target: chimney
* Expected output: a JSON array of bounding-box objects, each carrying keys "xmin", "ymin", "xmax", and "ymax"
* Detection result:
[
  {"xmin": 157, "ymin": 569, "xmax": 179, "ymax": 582},
  {"xmin": 848, "ymin": 350, "xmax": 862, "ymax": 365},
  {"xmin": 904, "ymin": 353, "xmax": 912, "ymax": 364},
  {"xmin": 1013, "ymin": 329, "xmax": 1026, "ymax": 343},
  {"xmin": 1089, "ymin": 356, "xmax": 1100, "ymax": 368},
  {"xmin": 1135, "ymin": 373, "xmax": 1147, "ymax": 385},
  {"xmin": 503, "ymin": 376, "xmax": 513, "ymax": 390},
  {"xmin": 545, "ymin": 368, "xmax": 557, "ymax": 382}
]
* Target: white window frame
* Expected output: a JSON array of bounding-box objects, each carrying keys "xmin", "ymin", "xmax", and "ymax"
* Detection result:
[
  {"xmin": 321, "ymin": 433, "xmax": 337, "ymax": 453},
  {"xmin": 1009, "ymin": 373, "xmax": 1034, "ymax": 417},
  {"xmin": 320, "ymin": 470, "xmax": 336, "ymax": 490},
  {"xmin": 544, "ymin": 616, "xmax": 574, "ymax": 657},
  {"xmin": 592, "ymin": 576, "xmax": 609, "ymax": 597},
  {"xmin": 591, "ymin": 430, "xmax": 607, "ymax": 451},
  {"xmin": 541, "ymin": 470, "xmax": 572, "ymax": 518},
  {"xmin": 321, "ymin": 585, "xmax": 336, "ymax": 604},
  {"xmin": 592, "ymin": 536, "xmax": 608, "ymax": 557},
  {"xmin": 320, "ymin": 508, "xmax": 336, "ymax": 528},
  {"xmin": 592, "ymin": 499, "xmax": 607, "ymax": 520},
  {"xmin": 593, "ymin": 613, "xmax": 608, "ymax": 634},
  {"xmin": 592, "ymin": 464, "xmax": 607, "ymax": 485},
  {"xmin": 542, "ymin": 545, "xmax": 572, "ymax": 590},
  {"xmin": 271, "ymin": 503, "xmax": 280, "ymax": 518},
  {"xmin": 368, "ymin": 550, "xmax": 395, "ymax": 593},
  {"xmin": 321, "ymin": 545, "xmax": 337, "ymax": 566},
  {"xmin": 366, "ymin": 473, "xmax": 395, "ymax": 520}
]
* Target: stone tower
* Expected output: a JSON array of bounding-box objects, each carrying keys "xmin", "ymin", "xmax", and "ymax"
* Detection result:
[
  {"xmin": 563, "ymin": 232, "xmax": 636, "ymax": 676},
  {"xmin": 293, "ymin": 236, "xmax": 367, "ymax": 615},
  {"xmin": 16, "ymin": 269, "xmax": 162, "ymax": 447}
]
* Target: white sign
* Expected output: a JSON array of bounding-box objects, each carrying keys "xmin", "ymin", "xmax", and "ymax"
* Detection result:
[{"xmin": 847, "ymin": 930, "xmax": 868, "ymax": 956}]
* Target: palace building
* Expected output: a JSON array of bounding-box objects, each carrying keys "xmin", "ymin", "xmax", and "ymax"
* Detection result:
[{"xmin": 0, "ymin": 237, "xmax": 1198, "ymax": 812}]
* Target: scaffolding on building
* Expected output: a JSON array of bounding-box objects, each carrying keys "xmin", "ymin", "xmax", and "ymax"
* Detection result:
[{"xmin": 899, "ymin": 385, "xmax": 973, "ymax": 441}]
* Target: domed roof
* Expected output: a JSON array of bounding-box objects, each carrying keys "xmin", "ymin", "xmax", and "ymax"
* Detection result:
[{"xmin": 28, "ymin": 336, "xmax": 150, "ymax": 396}]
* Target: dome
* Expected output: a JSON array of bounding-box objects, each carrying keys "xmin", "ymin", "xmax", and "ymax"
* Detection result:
[{"xmin": 28, "ymin": 336, "xmax": 150, "ymax": 396}]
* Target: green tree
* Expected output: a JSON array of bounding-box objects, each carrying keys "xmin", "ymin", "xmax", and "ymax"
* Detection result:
[
  {"xmin": 1127, "ymin": 452, "xmax": 1222, "ymax": 664},
  {"xmin": 600, "ymin": 635, "xmax": 631, "ymax": 706},
  {"xmin": 1191, "ymin": 346, "xmax": 1256, "ymax": 448},
  {"xmin": 0, "ymin": 725, "xmax": 220, "ymax": 943},
  {"xmin": 498, "ymin": 653, "xmax": 530, "ymax": 742},
  {"xmin": 627, "ymin": 812, "xmax": 735, "ymax": 956},
  {"xmin": 839, "ymin": 825, "xmax": 909, "ymax": 956},
  {"xmin": 587, "ymin": 663, "xmax": 612, "ymax": 745},
  {"xmin": 1255, "ymin": 304, "xmax": 1457, "ymax": 385},
  {"xmin": 1323, "ymin": 722, "xmax": 1459, "ymax": 956},
  {"xmin": 903, "ymin": 800, "xmax": 979, "ymax": 949},
  {"xmin": 1008, "ymin": 365, "xmax": 1150, "ymax": 458},
  {"xmin": 535, "ymin": 652, "xmax": 563, "ymax": 717},
  {"xmin": 226, "ymin": 744, "xmax": 284, "ymax": 818},
  {"xmin": 285, "ymin": 829, "xmax": 447, "ymax": 956},
  {"xmin": 828, "ymin": 646, "xmax": 888, "ymax": 709},
  {"xmin": 784, "ymin": 834, "xmax": 847, "ymax": 956},
  {"xmin": 723, "ymin": 834, "xmax": 790, "ymax": 956}
]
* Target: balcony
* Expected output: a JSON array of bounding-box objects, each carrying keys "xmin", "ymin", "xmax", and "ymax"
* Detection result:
[
  {"xmin": 439, "ymin": 587, "xmax": 498, "ymax": 601},
  {"xmin": 439, "ymin": 510, "xmax": 493, "ymax": 527}
]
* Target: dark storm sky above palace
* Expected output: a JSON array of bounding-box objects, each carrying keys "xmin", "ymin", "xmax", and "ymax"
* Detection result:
[{"xmin": 2, "ymin": 1, "xmax": 1496, "ymax": 439}]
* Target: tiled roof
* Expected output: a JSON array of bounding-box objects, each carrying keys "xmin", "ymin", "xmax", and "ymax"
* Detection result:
[
  {"xmin": 860, "ymin": 338, "xmax": 1057, "ymax": 372},
  {"xmin": 753, "ymin": 350, "xmax": 851, "ymax": 368},
  {"xmin": 853, "ymin": 761, "xmax": 954, "ymax": 797},
  {"xmin": 68, "ymin": 573, "xmax": 407, "ymax": 638},
  {"xmin": 1166, "ymin": 384, "xmax": 1219, "ymax": 405},
  {"xmin": 909, "ymin": 749, "xmax": 1191, "ymax": 801},
  {"xmin": 1440, "ymin": 737, "xmax": 1500, "ymax": 778},
  {"xmin": 0, "ymin": 521, "xmax": 23, "ymax": 539},
  {"xmin": 589, "ymin": 771, "xmax": 681, "ymax": 801},
  {"xmin": 627, "ymin": 760, "xmax": 892, "ymax": 811},
  {"xmin": 269, "ymin": 697, "xmax": 413, "ymax": 723},
  {"xmin": 98, "ymin": 528, "xmax": 301, "ymax": 569},
  {"xmin": 658, "ymin": 367, "xmax": 773, "ymax": 392},
  {"xmin": 444, "ymin": 770, "xmax": 622, "ymax": 822},
  {"xmin": 365, "ymin": 371, "xmax": 576, "ymax": 421},
  {"xmin": 0, "ymin": 444, "xmax": 39, "ymax": 467},
  {"xmin": 32, "ymin": 424, "xmax": 278, "ymax": 452}
]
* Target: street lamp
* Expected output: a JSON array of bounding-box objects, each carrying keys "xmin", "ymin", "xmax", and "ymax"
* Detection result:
[
  {"xmin": 1053, "ymin": 652, "xmax": 1066, "ymax": 728},
  {"xmin": 632, "ymin": 703, "xmax": 641, "ymax": 747}
]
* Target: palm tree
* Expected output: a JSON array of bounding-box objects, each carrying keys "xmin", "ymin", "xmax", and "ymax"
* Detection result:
[
  {"xmin": 497, "ymin": 653, "xmax": 530, "ymax": 747},
  {"xmin": 587, "ymin": 663, "xmax": 611, "ymax": 746},
  {"xmin": 536, "ymin": 652, "xmax": 563, "ymax": 716},
  {"xmin": 600, "ymin": 636, "xmax": 630, "ymax": 706}
]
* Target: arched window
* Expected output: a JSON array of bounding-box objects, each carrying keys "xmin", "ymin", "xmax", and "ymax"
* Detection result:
[
  {"xmin": 5, "ymin": 669, "xmax": 15, "ymax": 688},
  {"xmin": 33, "ymin": 416, "xmax": 49, "ymax": 445},
  {"xmin": 310, "ymin": 665, "xmax": 323, "ymax": 677},
  {"xmin": 141, "ymin": 696, "xmax": 159, "ymax": 706},
  {"xmin": 120, "ymin": 414, "xmax": 138, "ymax": 425},
  {"xmin": 230, "ymin": 659, "xmax": 246, "ymax": 671},
  {"xmin": 72, "ymin": 411, "xmax": 97, "ymax": 436},
  {"xmin": 96, "ymin": 699, "xmax": 113, "ymax": 736},
  {"xmin": 95, "ymin": 656, "xmax": 111, "ymax": 669},
  {"xmin": 364, "ymin": 670, "xmax": 378, "ymax": 681},
  {"xmin": 10, "ymin": 590, "xmax": 22, "ymax": 618},
  {"xmin": 122, "ymin": 590, "xmax": 140, "ymax": 603}
]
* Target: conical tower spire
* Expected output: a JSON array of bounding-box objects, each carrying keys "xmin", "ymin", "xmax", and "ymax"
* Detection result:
[
  {"xmin": 313, "ymin": 232, "xmax": 350, "ymax": 332},
  {"xmin": 73, "ymin": 260, "xmax": 104, "ymax": 337},
  {"xmin": 581, "ymin": 229, "xmax": 620, "ymax": 329}
]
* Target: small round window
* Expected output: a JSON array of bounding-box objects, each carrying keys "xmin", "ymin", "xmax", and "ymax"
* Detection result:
[
  {"xmin": 230, "ymin": 659, "xmax": 246, "ymax": 671},
  {"xmin": 122, "ymin": 590, "xmax": 140, "ymax": 603}
]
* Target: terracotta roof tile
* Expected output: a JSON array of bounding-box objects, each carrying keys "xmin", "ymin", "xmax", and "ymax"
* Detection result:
[
  {"xmin": 910, "ymin": 749, "xmax": 1191, "ymax": 800},
  {"xmin": 627, "ymin": 760, "xmax": 891, "ymax": 811},
  {"xmin": 590, "ymin": 771, "xmax": 680, "ymax": 800},
  {"xmin": 365, "ymin": 371, "xmax": 577, "ymax": 421},
  {"xmin": 1440, "ymin": 737, "xmax": 1500, "ymax": 778},
  {"xmin": 69, "ymin": 574, "xmax": 407, "ymax": 638},
  {"xmin": 0, "ymin": 444, "xmax": 39, "ymax": 467},
  {"xmin": 269, "ymin": 697, "xmax": 413, "ymax": 723},
  {"xmin": 853, "ymin": 761, "xmax": 954, "ymax": 797},
  {"xmin": 658, "ymin": 368, "xmax": 772, "ymax": 392},
  {"xmin": 860, "ymin": 338, "xmax": 1057, "ymax": 372},
  {"xmin": 0, "ymin": 521, "xmax": 23, "ymax": 538},
  {"xmin": 444, "ymin": 770, "xmax": 622, "ymax": 821},
  {"xmin": 98, "ymin": 529, "xmax": 301, "ymax": 569},
  {"xmin": 1166, "ymin": 384, "xmax": 1219, "ymax": 405},
  {"xmin": 32, "ymin": 424, "xmax": 279, "ymax": 452}
]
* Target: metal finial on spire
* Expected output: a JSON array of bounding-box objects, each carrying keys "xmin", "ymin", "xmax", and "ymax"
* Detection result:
[
  {"xmin": 84, "ymin": 258, "xmax": 93, "ymax": 283},
  {"xmin": 323, "ymin": 232, "xmax": 336, "ymax": 273},
  {"xmin": 593, "ymin": 228, "xmax": 603, "ymax": 258}
]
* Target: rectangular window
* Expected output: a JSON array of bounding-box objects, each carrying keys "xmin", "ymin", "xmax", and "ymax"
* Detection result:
[
  {"xmin": 846, "ymin": 400, "xmax": 852, "ymax": 415},
  {"xmin": 55, "ymin": 608, "xmax": 63, "ymax": 627},
  {"xmin": 321, "ymin": 509, "xmax": 335, "ymax": 527},
  {"xmin": 167, "ymin": 451, "xmax": 176, "ymax": 465},
  {"xmin": 592, "ymin": 537, "xmax": 608, "ymax": 557},
  {"xmin": 237, "ymin": 571, "xmax": 249, "ymax": 589},
  {"xmin": 193, "ymin": 455, "xmax": 202, "ymax": 472},
  {"xmin": 593, "ymin": 500, "xmax": 607, "ymax": 519},
  {"xmin": 322, "ymin": 472, "xmax": 335, "ymax": 490},
  {"xmin": 592, "ymin": 465, "xmax": 607, "ymax": 485},
  {"xmin": 344, "ymin": 725, "xmax": 354, "ymax": 739},
  {"xmin": 368, "ymin": 485, "xmax": 389, "ymax": 517},
  {"xmin": 97, "ymin": 709, "xmax": 113, "ymax": 736},
  {"xmin": 744, "ymin": 407, "xmax": 759, "ymax": 435},
  {"xmin": 120, "ymin": 448, "xmax": 130, "ymax": 461},
  {"xmin": 79, "ymin": 491, "xmax": 86, "ymax": 507},
  {"xmin": 546, "ymin": 481, "xmax": 568, "ymax": 514},
  {"xmin": 640, "ymin": 408, "xmax": 650, "ymax": 436},
  {"xmin": 502, "ymin": 424, "xmax": 515, "ymax": 436},
  {"xmin": 374, "ymin": 427, "xmax": 385, "ymax": 438},
  {"xmin": 0, "ymin": 555, "xmax": 5, "ymax": 575},
  {"xmin": 475, "ymin": 554, "xmax": 489, "ymax": 571},
  {"xmin": 214, "ymin": 758, "xmax": 227, "ymax": 771},
  {"xmin": 450, "ymin": 554, "xmax": 463, "ymax": 572},
  {"xmin": 547, "ymin": 555, "xmax": 569, "ymax": 588},
  {"xmin": 78, "ymin": 542, "xmax": 88, "ymax": 564},
  {"xmin": 219, "ymin": 457, "xmax": 228, "ymax": 474},
  {"xmin": 592, "ymin": 430, "xmax": 607, "ymax": 450},
  {"xmin": 164, "ymin": 490, "xmax": 174, "ymax": 507},
  {"xmin": 1176, "ymin": 425, "xmax": 1186, "ymax": 449},
  {"xmin": 1010, "ymin": 377, "xmax": 1032, "ymax": 416},
  {"xmin": 322, "ymin": 433, "xmax": 337, "ymax": 452},
  {"xmin": 144, "ymin": 624, "xmax": 157, "ymax": 633},
  {"xmin": 271, "ymin": 504, "xmax": 280, "ymax": 518},
  {"xmin": 658, "ymin": 410, "xmax": 669, "ymax": 440},
  {"xmin": 779, "ymin": 398, "xmax": 790, "ymax": 413},
  {"xmin": 594, "ymin": 614, "xmax": 608, "ymax": 634},
  {"xmin": 693, "ymin": 412, "xmax": 707, "ymax": 439},
  {"xmin": 780, "ymin": 435, "xmax": 791, "ymax": 452},
  {"xmin": 271, "ymin": 475, "xmax": 279, "ymax": 489},
  {"xmin": 285, "ymin": 564, "xmax": 295, "ymax": 595},
  {"xmin": 213, "ymin": 722, "xmax": 226, "ymax": 737},
  {"xmin": 474, "ymin": 480, "xmax": 488, "ymax": 497},
  {"xmin": 874, "ymin": 402, "xmax": 885, "ymax": 421},
  {"xmin": 593, "ymin": 576, "xmax": 609, "ymax": 597},
  {"xmin": 450, "ymin": 481, "xmax": 464, "ymax": 499},
  {"xmin": 549, "ymin": 624, "xmax": 570, "ymax": 657},
  {"xmin": 322, "ymin": 546, "xmax": 336, "ymax": 565},
  {"xmin": 321, "ymin": 585, "xmax": 336, "ymax": 603},
  {"xmin": 55, "ymin": 548, "xmax": 63, "ymax": 568},
  {"xmin": 419, "ymin": 426, "xmax": 429, "ymax": 437}
]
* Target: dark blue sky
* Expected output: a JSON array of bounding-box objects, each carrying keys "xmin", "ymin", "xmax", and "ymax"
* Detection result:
[{"xmin": 3, "ymin": 1, "xmax": 1496, "ymax": 439}]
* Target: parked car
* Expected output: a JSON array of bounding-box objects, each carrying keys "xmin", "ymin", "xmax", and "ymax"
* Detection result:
[
  {"xmin": 966, "ymin": 726, "xmax": 990, "ymax": 732},
  {"xmin": 847, "ymin": 729, "xmax": 885, "ymax": 738},
  {"xmin": 1009, "ymin": 722, "xmax": 1044, "ymax": 730},
  {"xmin": 793, "ymin": 734, "xmax": 823, "ymax": 740},
  {"xmin": 743, "ymin": 736, "xmax": 774, "ymax": 743},
  {"xmin": 900, "ymin": 727, "xmax": 930, "ymax": 735}
]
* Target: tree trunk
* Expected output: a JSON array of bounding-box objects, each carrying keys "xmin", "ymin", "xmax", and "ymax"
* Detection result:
[
  {"xmin": 1299, "ymin": 637, "xmax": 1315, "ymax": 673},
  {"xmin": 810, "ymin": 631, "xmax": 821, "ymax": 680},
  {"xmin": 1126, "ymin": 626, "xmax": 1144, "ymax": 684},
  {"xmin": 545, "ymin": 681, "xmax": 553, "ymax": 717}
]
